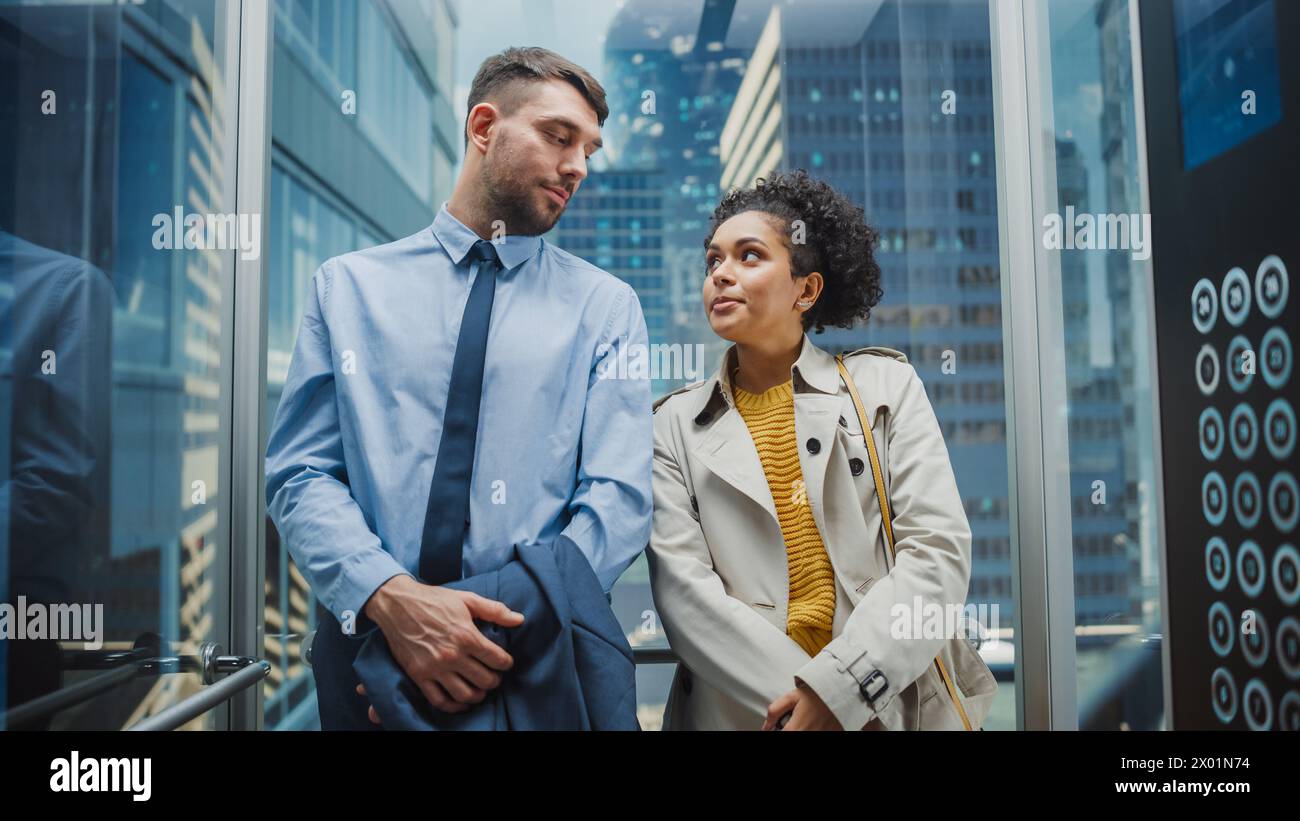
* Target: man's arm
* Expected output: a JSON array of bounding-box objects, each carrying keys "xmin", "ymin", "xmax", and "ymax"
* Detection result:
[
  {"xmin": 551, "ymin": 283, "xmax": 654, "ymax": 591},
  {"xmin": 4, "ymin": 257, "xmax": 113, "ymax": 600},
  {"xmin": 264, "ymin": 259, "xmax": 410, "ymax": 625}
]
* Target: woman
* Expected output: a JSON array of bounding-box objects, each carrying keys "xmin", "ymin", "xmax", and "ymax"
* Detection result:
[{"xmin": 647, "ymin": 170, "xmax": 997, "ymax": 730}]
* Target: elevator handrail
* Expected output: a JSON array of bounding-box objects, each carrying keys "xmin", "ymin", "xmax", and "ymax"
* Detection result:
[{"xmin": 127, "ymin": 659, "xmax": 271, "ymax": 731}]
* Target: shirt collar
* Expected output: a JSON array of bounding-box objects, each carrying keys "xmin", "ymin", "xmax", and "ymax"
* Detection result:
[
  {"xmin": 695, "ymin": 332, "xmax": 842, "ymax": 418},
  {"xmin": 791, "ymin": 333, "xmax": 844, "ymax": 394},
  {"xmin": 430, "ymin": 201, "xmax": 543, "ymax": 272}
]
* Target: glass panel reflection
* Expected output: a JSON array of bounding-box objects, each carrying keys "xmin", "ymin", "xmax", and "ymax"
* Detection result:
[{"xmin": 0, "ymin": 0, "xmax": 233, "ymax": 730}]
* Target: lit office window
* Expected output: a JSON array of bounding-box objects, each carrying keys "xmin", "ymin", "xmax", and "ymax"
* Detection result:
[
  {"xmin": 358, "ymin": 0, "xmax": 434, "ymax": 203},
  {"xmin": 273, "ymin": 0, "xmax": 358, "ymax": 90}
]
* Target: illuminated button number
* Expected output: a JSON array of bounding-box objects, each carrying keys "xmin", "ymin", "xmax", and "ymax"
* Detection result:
[
  {"xmin": 1212, "ymin": 667, "xmax": 1237, "ymax": 724},
  {"xmin": 1206, "ymin": 536, "xmax": 1231, "ymax": 591},
  {"xmin": 1196, "ymin": 345, "xmax": 1220, "ymax": 396},
  {"xmin": 1275, "ymin": 546, "xmax": 1299, "ymax": 606},
  {"xmin": 1233, "ymin": 472, "xmax": 1261, "ymax": 529},
  {"xmin": 1223, "ymin": 267, "xmax": 1251, "ymax": 327},
  {"xmin": 1244, "ymin": 680, "xmax": 1273, "ymax": 731},
  {"xmin": 1229, "ymin": 404, "xmax": 1258, "ymax": 461},
  {"xmin": 1227, "ymin": 336, "xmax": 1254, "ymax": 394},
  {"xmin": 1265, "ymin": 399, "xmax": 1296, "ymax": 461},
  {"xmin": 1281, "ymin": 693, "xmax": 1300, "ymax": 732},
  {"xmin": 1209, "ymin": 601, "xmax": 1234, "ymax": 657},
  {"xmin": 1241, "ymin": 609, "xmax": 1268, "ymax": 668},
  {"xmin": 1255, "ymin": 255, "xmax": 1288, "ymax": 320},
  {"xmin": 1237, "ymin": 540, "xmax": 1266, "ymax": 599},
  {"xmin": 1278, "ymin": 617, "xmax": 1300, "ymax": 680},
  {"xmin": 1200, "ymin": 407, "xmax": 1224, "ymax": 461},
  {"xmin": 1204, "ymin": 472, "xmax": 1228, "ymax": 526},
  {"xmin": 1261, "ymin": 328, "xmax": 1292, "ymax": 390},
  {"xmin": 1249, "ymin": 688, "xmax": 1267, "ymax": 726},
  {"xmin": 1229, "ymin": 282, "xmax": 1246, "ymax": 312},
  {"xmin": 1270, "ymin": 473, "xmax": 1298, "ymax": 533},
  {"xmin": 1192, "ymin": 277, "xmax": 1217, "ymax": 333}
]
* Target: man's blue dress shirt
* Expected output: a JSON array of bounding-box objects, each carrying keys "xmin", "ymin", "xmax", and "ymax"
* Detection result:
[{"xmin": 265, "ymin": 203, "xmax": 653, "ymax": 623}]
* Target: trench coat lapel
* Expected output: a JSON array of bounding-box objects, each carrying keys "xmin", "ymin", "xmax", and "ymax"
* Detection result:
[
  {"xmin": 687, "ymin": 335, "xmax": 849, "ymax": 530},
  {"xmin": 692, "ymin": 405, "xmax": 779, "ymax": 523}
]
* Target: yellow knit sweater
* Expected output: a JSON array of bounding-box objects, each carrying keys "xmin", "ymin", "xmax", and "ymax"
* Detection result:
[{"xmin": 732, "ymin": 377, "xmax": 836, "ymax": 656}]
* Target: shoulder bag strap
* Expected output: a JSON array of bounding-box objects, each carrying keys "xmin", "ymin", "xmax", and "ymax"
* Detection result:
[{"xmin": 835, "ymin": 354, "xmax": 973, "ymax": 731}]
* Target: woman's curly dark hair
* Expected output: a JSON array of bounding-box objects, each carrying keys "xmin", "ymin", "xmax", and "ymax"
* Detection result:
[{"xmin": 704, "ymin": 169, "xmax": 883, "ymax": 334}]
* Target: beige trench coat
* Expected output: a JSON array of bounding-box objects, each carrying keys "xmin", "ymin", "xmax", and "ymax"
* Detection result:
[{"xmin": 647, "ymin": 334, "xmax": 998, "ymax": 730}]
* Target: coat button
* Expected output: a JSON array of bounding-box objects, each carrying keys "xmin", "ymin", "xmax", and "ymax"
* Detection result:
[
  {"xmin": 849, "ymin": 457, "xmax": 865, "ymax": 476},
  {"xmin": 806, "ymin": 437, "xmax": 821, "ymax": 455},
  {"xmin": 690, "ymin": 495, "xmax": 698, "ymax": 513},
  {"xmin": 839, "ymin": 415, "xmax": 848, "ymax": 428},
  {"xmin": 694, "ymin": 410, "xmax": 712, "ymax": 425}
]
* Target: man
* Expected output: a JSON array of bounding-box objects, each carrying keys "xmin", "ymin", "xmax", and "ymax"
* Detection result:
[{"xmin": 264, "ymin": 47, "xmax": 652, "ymax": 729}]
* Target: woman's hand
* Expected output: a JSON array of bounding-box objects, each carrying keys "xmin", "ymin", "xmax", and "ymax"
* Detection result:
[
  {"xmin": 762, "ymin": 683, "xmax": 843, "ymax": 730},
  {"xmin": 355, "ymin": 683, "xmax": 382, "ymax": 726}
]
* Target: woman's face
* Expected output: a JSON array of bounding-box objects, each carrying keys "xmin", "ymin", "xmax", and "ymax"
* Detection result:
[{"xmin": 703, "ymin": 210, "xmax": 814, "ymax": 345}]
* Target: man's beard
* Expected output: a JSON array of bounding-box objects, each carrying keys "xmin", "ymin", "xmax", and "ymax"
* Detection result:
[{"xmin": 479, "ymin": 134, "xmax": 565, "ymax": 237}]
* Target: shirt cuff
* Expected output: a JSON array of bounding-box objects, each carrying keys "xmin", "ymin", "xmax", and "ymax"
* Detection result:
[
  {"xmin": 793, "ymin": 638, "xmax": 891, "ymax": 731},
  {"xmin": 335, "ymin": 550, "xmax": 413, "ymax": 635}
]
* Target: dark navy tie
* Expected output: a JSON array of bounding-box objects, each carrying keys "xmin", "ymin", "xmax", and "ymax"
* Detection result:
[{"xmin": 418, "ymin": 239, "xmax": 502, "ymax": 585}]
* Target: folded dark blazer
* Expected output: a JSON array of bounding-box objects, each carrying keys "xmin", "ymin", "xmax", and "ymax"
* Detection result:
[{"xmin": 352, "ymin": 541, "xmax": 639, "ymax": 730}]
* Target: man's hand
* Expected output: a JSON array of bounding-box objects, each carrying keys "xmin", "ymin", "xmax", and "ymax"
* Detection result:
[
  {"xmin": 362, "ymin": 575, "xmax": 524, "ymax": 713},
  {"xmin": 762, "ymin": 683, "xmax": 845, "ymax": 731}
]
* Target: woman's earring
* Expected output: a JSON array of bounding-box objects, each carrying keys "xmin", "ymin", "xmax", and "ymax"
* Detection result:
[{"xmin": 797, "ymin": 300, "xmax": 813, "ymax": 309}]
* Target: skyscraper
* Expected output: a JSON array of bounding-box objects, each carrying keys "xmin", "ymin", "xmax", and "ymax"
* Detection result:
[
  {"xmin": 552, "ymin": 168, "xmax": 673, "ymax": 395},
  {"xmin": 599, "ymin": 0, "xmax": 749, "ymax": 364}
]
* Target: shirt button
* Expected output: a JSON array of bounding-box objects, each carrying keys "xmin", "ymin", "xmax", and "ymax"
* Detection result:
[
  {"xmin": 806, "ymin": 437, "xmax": 821, "ymax": 455},
  {"xmin": 849, "ymin": 457, "xmax": 865, "ymax": 476},
  {"xmin": 839, "ymin": 415, "xmax": 848, "ymax": 428}
]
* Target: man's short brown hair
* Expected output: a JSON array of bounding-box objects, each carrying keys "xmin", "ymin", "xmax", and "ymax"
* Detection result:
[{"xmin": 464, "ymin": 46, "xmax": 608, "ymax": 148}]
